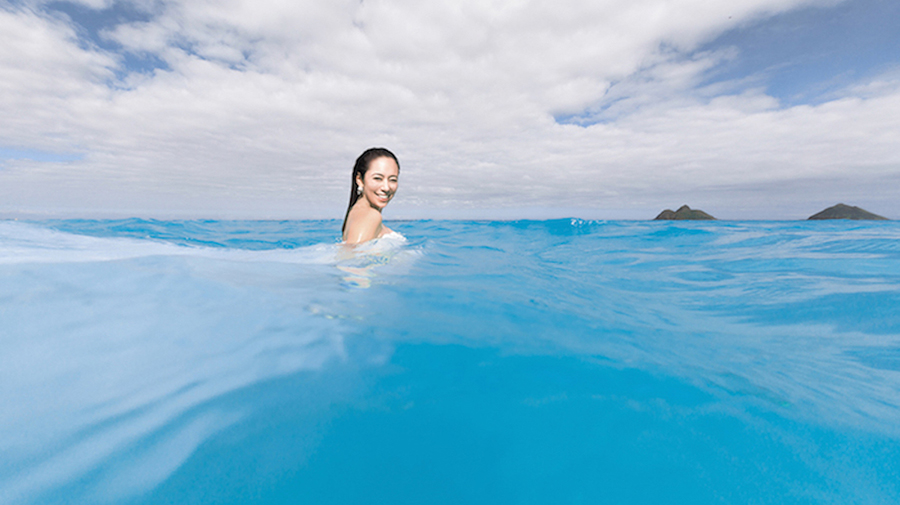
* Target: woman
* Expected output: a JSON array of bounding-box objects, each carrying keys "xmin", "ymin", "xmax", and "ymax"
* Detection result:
[{"xmin": 341, "ymin": 147, "xmax": 400, "ymax": 244}]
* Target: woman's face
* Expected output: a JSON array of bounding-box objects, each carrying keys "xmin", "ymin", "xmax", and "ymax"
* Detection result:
[{"xmin": 356, "ymin": 156, "xmax": 399, "ymax": 210}]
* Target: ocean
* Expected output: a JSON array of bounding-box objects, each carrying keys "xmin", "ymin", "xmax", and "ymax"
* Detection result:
[{"xmin": 1, "ymin": 218, "xmax": 898, "ymax": 504}]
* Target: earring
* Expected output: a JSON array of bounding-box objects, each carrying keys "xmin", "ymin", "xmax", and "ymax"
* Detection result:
[{"xmin": 356, "ymin": 186, "xmax": 362, "ymax": 195}]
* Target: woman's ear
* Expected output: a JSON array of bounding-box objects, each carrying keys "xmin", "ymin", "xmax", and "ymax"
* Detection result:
[{"xmin": 355, "ymin": 173, "xmax": 364, "ymax": 189}]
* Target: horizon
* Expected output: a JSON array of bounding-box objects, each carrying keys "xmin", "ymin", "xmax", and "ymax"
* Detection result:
[
  {"xmin": 2, "ymin": 201, "xmax": 892, "ymax": 222},
  {"xmin": 2, "ymin": 0, "xmax": 899, "ymax": 220}
]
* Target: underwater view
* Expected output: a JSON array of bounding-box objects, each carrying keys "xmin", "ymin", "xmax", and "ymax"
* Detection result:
[{"xmin": 1, "ymin": 218, "xmax": 899, "ymax": 504}]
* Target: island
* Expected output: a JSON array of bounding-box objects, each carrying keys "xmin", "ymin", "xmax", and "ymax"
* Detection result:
[
  {"xmin": 807, "ymin": 203, "xmax": 888, "ymax": 220},
  {"xmin": 654, "ymin": 205, "xmax": 716, "ymax": 220}
]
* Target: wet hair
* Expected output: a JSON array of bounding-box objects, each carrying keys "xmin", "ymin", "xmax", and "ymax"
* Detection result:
[{"xmin": 341, "ymin": 147, "xmax": 400, "ymax": 233}]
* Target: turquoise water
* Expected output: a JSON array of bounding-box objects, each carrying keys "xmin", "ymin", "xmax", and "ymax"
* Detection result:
[{"xmin": 1, "ymin": 219, "xmax": 899, "ymax": 504}]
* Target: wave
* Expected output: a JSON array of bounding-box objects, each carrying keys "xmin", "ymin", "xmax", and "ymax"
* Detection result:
[{"xmin": 0, "ymin": 221, "xmax": 414, "ymax": 504}]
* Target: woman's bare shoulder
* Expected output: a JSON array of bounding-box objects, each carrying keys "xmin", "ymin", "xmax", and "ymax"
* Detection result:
[{"xmin": 343, "ymin": 208, "xmax": 383, "ymax": 244}]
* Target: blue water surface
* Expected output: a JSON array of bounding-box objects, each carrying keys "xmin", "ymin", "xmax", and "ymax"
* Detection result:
[{"xmin": 1, "ymin": 218, "xmax": 898, "ymax": 504}]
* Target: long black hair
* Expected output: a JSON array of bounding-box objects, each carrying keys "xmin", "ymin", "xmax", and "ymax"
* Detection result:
[{"xmin": 341, "ymin": 147, "xmax": 400, "ymax": 233}]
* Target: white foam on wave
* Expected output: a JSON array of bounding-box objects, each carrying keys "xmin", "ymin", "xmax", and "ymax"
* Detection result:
[
  {"xmin": 0, "ymin": 220, "xmax": 415, "ymax": 267},
  {"xmin": 0, "ymin": 221, "xmax": 338, "ymax": 265}
]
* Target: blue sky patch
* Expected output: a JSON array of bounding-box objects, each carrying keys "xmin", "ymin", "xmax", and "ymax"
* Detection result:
[
  {"xmin": 0, "ymin": 147, "xmax": 83, "ymax": 164},
  {"xmin": 45, "ymin": 1, "xmax": 170, "ymax": 75},
  {"xmin": 556, "ymin": 0, "xmax": 900, "ymax": 127},
  {"xmin": 699, "ymin": 0, "xmax": 900, "ymax": 106}
]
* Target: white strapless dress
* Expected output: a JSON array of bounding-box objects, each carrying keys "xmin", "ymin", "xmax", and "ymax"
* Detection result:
[{"xmin": 351, "ymin": 230, "xmax": 406, "ymax": 253}]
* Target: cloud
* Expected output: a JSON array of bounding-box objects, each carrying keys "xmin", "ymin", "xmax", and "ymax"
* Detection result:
[{"xmin": 0, "ymin": 0, "xmax": 897, "ymax": 218}]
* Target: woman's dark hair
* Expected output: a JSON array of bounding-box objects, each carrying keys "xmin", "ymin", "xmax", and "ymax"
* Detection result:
[{"xmin": 342, "ymin": 147, "xmax": 400, "ymax": 233}]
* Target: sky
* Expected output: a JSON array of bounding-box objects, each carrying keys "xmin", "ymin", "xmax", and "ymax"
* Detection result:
[{"xmin": 1, "ymin": 0, "xmax": 898, "ymax": 219}]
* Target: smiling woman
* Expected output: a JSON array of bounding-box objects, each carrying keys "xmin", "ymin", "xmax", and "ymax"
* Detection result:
[{"xmin": 341, "ymin": 148, "xmax": 401, "ymax": 244}]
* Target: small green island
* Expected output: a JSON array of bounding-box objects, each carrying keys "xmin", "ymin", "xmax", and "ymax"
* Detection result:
[
  {"xmin": 808, "ymin": 203, "xmax": 888, "ymax": 220},
  {"xmin": 654, "ymin": 205, "xmax": 716, "ymax": 220}
]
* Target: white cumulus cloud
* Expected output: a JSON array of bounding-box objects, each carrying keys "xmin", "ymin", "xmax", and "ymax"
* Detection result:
[{"xmin": 0, "ymin": 0, "xmax": 897, "ymax": 219}]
